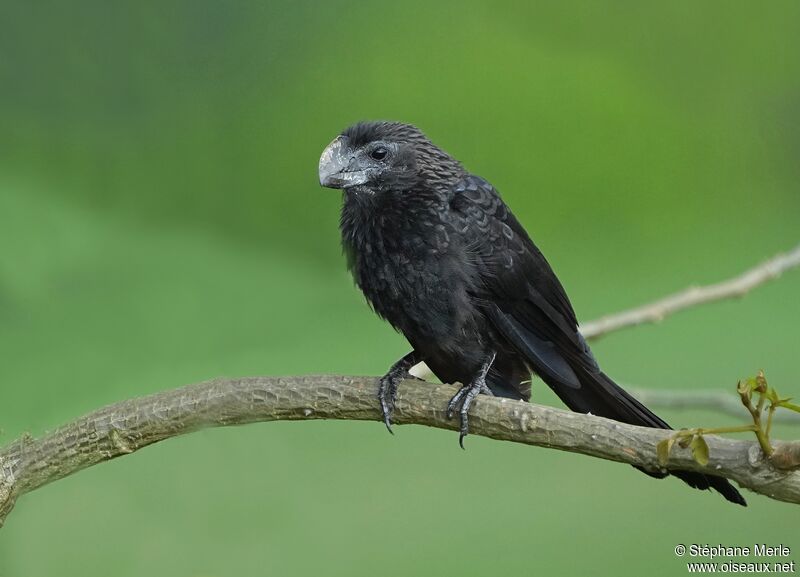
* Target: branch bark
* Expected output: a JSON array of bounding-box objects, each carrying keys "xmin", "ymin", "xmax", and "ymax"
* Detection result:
[{"xmin": 1, "ymin": 376, "xmax": 799, "ymax": 529}]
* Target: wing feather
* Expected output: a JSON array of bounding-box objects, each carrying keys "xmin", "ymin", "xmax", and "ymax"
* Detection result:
[{"xmin": 450, "ymin": 175, "xmax": 592, "ymax": 372}]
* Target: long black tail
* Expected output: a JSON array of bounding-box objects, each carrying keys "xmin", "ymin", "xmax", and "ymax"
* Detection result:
[
  {"xmin": 488, "ymin": 305, "xmax": 746, "ymax": 505},
  {"xmin": 552, "ymin": 366, "xmax": 747, "ymax": 506}
]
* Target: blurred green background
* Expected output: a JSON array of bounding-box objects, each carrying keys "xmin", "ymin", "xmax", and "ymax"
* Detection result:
[{"xmin": 1, "ymin": 1, "xmax": 799, "ymax": 575}]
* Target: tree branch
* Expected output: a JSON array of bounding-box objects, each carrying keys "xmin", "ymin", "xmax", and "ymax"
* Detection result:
[
  {"xmin": 2, "ymin": 244, "xmax": 799, "ymax": 527},
  {"xmin": 580, "ymin": 243, "xmax": 800, "ymax": 339},
  {"xmin": 1, "ymin": 376, "xmax": 798, "ymax": 529}
]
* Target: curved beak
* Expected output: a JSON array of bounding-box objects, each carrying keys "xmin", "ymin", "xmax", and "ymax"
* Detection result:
[{"xmin": 319, "ymin": 136, "xmax": 370, "ymax": 189}]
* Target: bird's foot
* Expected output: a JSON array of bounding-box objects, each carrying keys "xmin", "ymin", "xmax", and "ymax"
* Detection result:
[
  {"xmin": 446, "ymin": 352, "xmax": 496, "ymax": 448},
  {"xmin": 446, "ymin": 380, "xmax": 492, "ymax": 448},
  {"xmin": 378, "ymin": 353, "xmax": 421, "ymax": 434}
]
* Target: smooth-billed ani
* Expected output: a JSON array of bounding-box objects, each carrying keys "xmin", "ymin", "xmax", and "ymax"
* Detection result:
[{"xmin": 318, "ymin": 121, "xmax": 745, "ymax": 506}]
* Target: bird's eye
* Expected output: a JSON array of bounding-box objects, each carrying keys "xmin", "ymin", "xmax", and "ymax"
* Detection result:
[{"xmin": 370, "ymin": 147, "xmax": 389, "ymax": 161}]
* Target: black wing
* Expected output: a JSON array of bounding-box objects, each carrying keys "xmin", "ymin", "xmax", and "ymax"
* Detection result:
[
  {"xmin": 449, "ymin": 174, "xmax": 672, "ymax": 425},
  {"xmin": 449, "ymin": 174, "xmax": 595, "ymax": 391},
  {"xmin": 448, "ymin": 175, "xmax": 747, "ymax": 506}
]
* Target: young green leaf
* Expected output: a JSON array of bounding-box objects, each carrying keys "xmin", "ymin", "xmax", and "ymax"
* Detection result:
[
  {"xmin": 777, "ymin": 400, "xmax": 800, "ymax": 413},
  {"xmin": 690, "ymin": 435, "xmax": 710, "ymax": 466},
  {"xmin": 657, "ymin": 437, "xmax": 675, "ymax": 466},
  {"xmin": 755, "ymin": 370, "xmax": 768, "ymax": 393},
  {"xmin": 766, "ymin": 387, "xmax": 779, "ymax": 404},
  {"xmin": 737, "ymin": 380, "xmax": 749, "ymax": 395}
]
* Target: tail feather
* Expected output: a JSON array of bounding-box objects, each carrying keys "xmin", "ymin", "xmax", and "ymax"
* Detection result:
[
  {"xmin": 553, "ymin": 367, "xmax": 747, "ymax": 506},
  {"xmin": 488, "ymin": 305, "xmax": 746, "ymax": 505}
]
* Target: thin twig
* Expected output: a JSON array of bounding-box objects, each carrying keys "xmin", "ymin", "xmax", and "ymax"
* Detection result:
[
  {"xmin": 580, "ymin": 243, "xmax": 800, "ymax": 339},
  {"xmin": 1, "ymin": 376, "xmax": 798, "ymax": 529},
  {"xmin": 628, "ymin": 388, "xmax": 800, "ymax": 424}
]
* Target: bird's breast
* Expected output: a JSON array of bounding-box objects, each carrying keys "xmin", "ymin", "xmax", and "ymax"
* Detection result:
[{"xmin": 340, "ymin": 195, "xmax": 479, "ymax": 346}]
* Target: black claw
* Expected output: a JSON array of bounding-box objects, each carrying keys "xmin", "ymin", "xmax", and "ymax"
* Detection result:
[
  {"xmin": 378, "ymin": 378, "xmax": 396, "ymax": 434},
  {"xmin": 380, "ymin": 395, "xmax": 395, "ymax": 434},
  {"xmin": 379, "ymin": 363, "xmax": 412, "ymax": 434},
  {"xmin": 447, "ymin": 384, "xmax": 476, "ymax": 447},
  {"xmin": 459, "ymin": 407, "xmax": 471, "ymax": 448},
  {"xmin": 380, "ymin": 393, "xmax": 394, "ymax": 433},
  {"xmin": 447, "ymin": 384, "xmax": 480, "ymax": 440},
  {"xmin": 447, "ymin": 353, "xmax": 496, "ymax": 448},
  {"xmin": 446, "ymin": 386, "xmax": 467, "ymax": 419}
]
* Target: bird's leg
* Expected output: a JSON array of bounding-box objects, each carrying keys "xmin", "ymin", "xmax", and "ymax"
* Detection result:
[
  {"xmin": 446, "ymin": 352, "xmax": 496, "ymax": 448},
  {"xmin": 378, "ymin": 351, "xmax": 422, "ymax": 434}
]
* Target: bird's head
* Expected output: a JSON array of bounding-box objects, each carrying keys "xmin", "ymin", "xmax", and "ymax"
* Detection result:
[{"xmin": 318, "ymin": 121, "xmax": 464, "ymax": 195}]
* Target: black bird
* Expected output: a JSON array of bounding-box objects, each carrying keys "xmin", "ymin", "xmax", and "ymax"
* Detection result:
[{"xmin": 319, "ymin": 120, "xmax": 746, "ymax": 506}]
